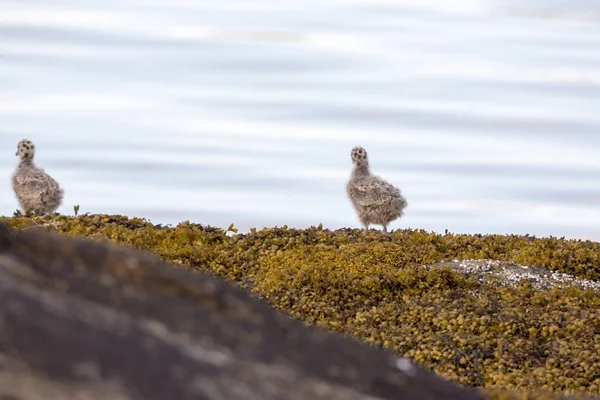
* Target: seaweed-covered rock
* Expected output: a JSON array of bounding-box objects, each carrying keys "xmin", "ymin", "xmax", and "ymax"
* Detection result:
[
  {"xmin": 1, "ymin": 214, "xmax": 599, "ymax": 398},
  {"xmin": 0, "ymin": 223, "xmax": 482, "ymax": 400}
]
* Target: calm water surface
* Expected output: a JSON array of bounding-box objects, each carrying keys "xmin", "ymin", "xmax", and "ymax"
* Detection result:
[{"xmin": 2, "ymin": 0, "xmax": 600, "ymax": 239}]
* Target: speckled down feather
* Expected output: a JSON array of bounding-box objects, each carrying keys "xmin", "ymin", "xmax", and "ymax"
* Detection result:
[
  {"xmin": 346, "ymin": 146, "xmax": 407, "ymax": 232},
  {"xmin": 12, "ymin": 139, "xmax": 64, "ymax": 215}
]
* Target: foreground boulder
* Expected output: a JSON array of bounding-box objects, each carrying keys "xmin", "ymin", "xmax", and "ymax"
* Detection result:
[{"xmin": 0, "ymin": 223, "xmax": 482, "ymax": 400}]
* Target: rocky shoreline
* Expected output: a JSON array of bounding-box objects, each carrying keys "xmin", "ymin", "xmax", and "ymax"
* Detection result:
[{"xmin": 1, "ymin": 214, "xmax": 599, "ymax": 399}]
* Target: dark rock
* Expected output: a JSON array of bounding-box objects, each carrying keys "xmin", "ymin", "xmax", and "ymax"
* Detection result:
[{"xmin": 0, "ymin": 224, "xmax": 483, "ymax": 400}]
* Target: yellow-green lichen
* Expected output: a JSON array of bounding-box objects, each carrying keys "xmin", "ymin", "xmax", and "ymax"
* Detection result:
[{"xmin": 2, "ymin": 213, "xmax": 599, "ymax": 399}]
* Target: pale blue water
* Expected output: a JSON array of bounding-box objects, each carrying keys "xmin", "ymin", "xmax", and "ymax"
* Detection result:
[{"xmin": 1, "ymin": 0, "xmax": 600, "ymax": 239}]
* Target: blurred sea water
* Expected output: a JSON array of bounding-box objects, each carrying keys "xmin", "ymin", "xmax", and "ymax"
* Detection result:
[{"xmin": 1, "ymin": 0, "xmax": 600, "ymax": 239}]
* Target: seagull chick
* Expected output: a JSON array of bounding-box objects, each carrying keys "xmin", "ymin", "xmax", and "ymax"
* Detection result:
[
  {"xmin": 12, "ymin": 139, "xmax": 64, "ymax": 215},
  {"xmin": 346, "ymin": 146, "xmax": 407, "ymax": 232}
]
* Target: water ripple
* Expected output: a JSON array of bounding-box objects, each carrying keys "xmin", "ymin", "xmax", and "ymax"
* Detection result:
[{"xmin": 1, "ymin": 0, "xmax": 600, "ymax": 239}]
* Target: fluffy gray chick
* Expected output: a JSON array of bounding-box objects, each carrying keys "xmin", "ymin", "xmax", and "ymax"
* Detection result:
[
  {"xmin": 12, "ymin": 139, "xmax": 64, "ymax": 215},
  {"xmin": 346, "ymin": 146, "xmax": 407, "ymax": 232}
]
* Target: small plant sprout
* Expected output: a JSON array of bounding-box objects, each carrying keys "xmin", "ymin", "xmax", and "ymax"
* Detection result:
[{"xmin": 227, "ymin": 223, "xmax": 238, "ymax": 233}]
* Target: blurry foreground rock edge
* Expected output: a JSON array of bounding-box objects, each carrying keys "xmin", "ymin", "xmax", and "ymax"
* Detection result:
[{"xmin": 0, "ymin": 223, "xmax": 483, "ymax": 400}]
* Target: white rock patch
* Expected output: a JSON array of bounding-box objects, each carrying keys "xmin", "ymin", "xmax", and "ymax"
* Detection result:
[{"xmin": 423, "ymin": 259, "xmax": 600, "ymax": 292}]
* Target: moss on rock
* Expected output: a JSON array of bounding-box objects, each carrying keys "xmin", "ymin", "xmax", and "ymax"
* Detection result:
[{"xmin": 2, "ymin": 213, "xmax": 599, "ymax": 399}]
